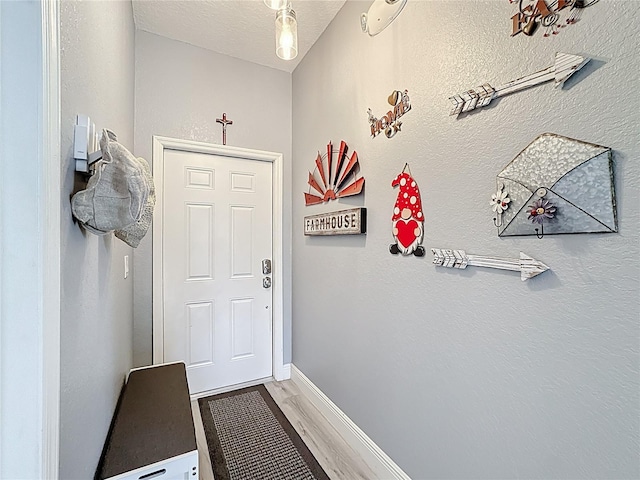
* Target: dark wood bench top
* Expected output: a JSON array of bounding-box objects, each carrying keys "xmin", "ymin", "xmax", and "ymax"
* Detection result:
[{"xmin": 96, "ymin": 363, "xmax": 196, "ymax": 479}]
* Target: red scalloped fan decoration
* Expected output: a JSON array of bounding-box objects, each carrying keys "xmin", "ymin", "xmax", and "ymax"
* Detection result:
[{"xmin": 304, "ymin": 141, "xmax": 365, "ymax": 206}]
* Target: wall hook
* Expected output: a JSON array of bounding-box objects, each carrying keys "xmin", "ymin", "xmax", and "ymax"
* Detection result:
[
  {"xmin": 74, "ymin": 114, "xmax": 102, "ymax": 174},
  {"xmin": 493, "ymin": 216, "xmax": 503, "ymax": 228},
  {"xmin": 535, "ymin": 224, "xmax": 544, "ymax": 239}
]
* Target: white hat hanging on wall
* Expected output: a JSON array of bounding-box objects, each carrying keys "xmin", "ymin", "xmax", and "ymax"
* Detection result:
[
  {"xmin": 509, "ymin": 0, "xmax": 601, "ymax": 38},
  {"xmin": 492, "ymin": 133, "xmax": 617, "ymax": 239},
  {"xmin": 71, "ymin": 129, "xmax": 155, "ymax": 247},
  {"xmin": 390, "ymin": 164, "xmax": 425, "ymax": 257},
  {"xmin": 114, "ymin": 156, "xmax": 156, "ymax": 248}
]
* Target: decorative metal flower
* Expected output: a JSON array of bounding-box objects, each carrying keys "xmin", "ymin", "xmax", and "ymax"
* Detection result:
[
  {"xmin": 528, "ymin": 198, "xmax": 557, "ymax": 224},
  {"xmin": 490, "ymin": 188, "xmax": 511, "ymax": 214}
]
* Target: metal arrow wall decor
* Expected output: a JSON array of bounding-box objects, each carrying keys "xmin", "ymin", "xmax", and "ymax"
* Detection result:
[
  {"xmin": 449, "ymin": 52, "xmax": 589, "ymax": 117},
  {"xmin": 431, "ymin": 248, "xmax": 550, "ymax": 281}
]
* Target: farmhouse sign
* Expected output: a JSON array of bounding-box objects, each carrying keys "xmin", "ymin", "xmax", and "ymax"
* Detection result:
[{"xmin": 304, "ymin": 208, "xmax": 367, "ymax": 236}]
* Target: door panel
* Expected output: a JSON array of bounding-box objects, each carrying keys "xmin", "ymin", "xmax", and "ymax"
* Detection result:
[
  {"xmin": 162, "ymin": 149, "xmax": 273, "ymax": 394},
  {"xmin": 186, "ymin": 301, "xmax": 214, "ymax": 366}
]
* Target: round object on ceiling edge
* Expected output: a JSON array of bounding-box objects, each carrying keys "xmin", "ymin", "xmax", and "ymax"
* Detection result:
[{"xmin": 361, "ymin": 0, "xmax": 407, "ymax": 36}]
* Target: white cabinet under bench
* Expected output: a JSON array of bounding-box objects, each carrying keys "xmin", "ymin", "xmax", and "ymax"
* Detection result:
[{"xmin": 96, "ymin": 362, "xmax": 198, "ymax": 480}]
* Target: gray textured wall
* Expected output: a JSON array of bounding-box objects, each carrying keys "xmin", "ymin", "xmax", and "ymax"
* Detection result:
[
  {"xmin": 292, "ymin": 1, "xmax": 639, "ymax": 478},
  {"xmin": 133, "ymin": 31, "xmax": 293, "ymax": 367},
  {"xmin": 59, "ymin": 1, "xmax": 135, "ymax": 478}
]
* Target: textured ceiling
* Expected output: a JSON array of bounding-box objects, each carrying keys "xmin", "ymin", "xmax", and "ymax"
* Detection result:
[{"xmin": 132, "ymin": 0, "xmax": 349, "ymax": 73}]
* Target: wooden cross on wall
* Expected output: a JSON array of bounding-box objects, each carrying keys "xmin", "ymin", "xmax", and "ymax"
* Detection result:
[{"xmin": 216, "ymin": 113, "xmax": 233, "ymax": 145}]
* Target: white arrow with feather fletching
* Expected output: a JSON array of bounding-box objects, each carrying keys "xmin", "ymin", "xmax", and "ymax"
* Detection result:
[
  {"xmin": 449, "ymin": 52, "xmax": 589, "ymax": 116},
  {"xmin": 431, "ymin": 248, "xmax": 550, "ymax": 281}
]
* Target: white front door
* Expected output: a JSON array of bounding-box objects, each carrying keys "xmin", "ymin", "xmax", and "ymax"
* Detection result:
[{"xmin": 161, "ymin": 148, "xmax": 273, "ymax": 394}]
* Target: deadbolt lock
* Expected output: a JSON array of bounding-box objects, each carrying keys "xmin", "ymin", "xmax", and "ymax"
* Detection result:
[
  {"xmin": 262, "ymin": 259, "xmax": 272, "ymax": 275},
  {"xmin": 263, "ymin": 277, "xmax": 272, "ymax": 289}
]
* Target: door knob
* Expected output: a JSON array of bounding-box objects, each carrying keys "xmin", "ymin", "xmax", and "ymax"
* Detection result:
[{"xmin": 263, "ymin": 277, "xmax": 272, "ymax": 288}]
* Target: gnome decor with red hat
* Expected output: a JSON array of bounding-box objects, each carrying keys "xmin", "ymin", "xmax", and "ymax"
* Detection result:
[{"xmin": 390, "ymin": 164, "xmax": 425, "ymax": 257}]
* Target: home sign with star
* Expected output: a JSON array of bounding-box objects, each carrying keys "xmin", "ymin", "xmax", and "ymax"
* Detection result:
[{"xmin": 368, "ymin": 89, "xmax": 412, "ymax": 139}]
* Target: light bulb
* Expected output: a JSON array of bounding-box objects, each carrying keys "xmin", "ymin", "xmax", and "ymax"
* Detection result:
[
  {"xmin": 275, "ymin": 8, "xmax": 298, "ymax": 60},
  {"xmin": 264, "ymin": 0, "xmax": 290, "ymax": 10},
  {"xmin": 280, "ymin": 28, "xmax": 293, "ymax": 51}
]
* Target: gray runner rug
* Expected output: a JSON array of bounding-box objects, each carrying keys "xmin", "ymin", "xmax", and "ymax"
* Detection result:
[{"xmin": 198, "ymin": 385, "xmax": 330, "ymax": 480}]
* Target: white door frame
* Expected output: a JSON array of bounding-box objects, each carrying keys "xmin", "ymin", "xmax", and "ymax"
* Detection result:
[
  {"xmin": 152, "ymin": 136, "xmax": 286, "ymax": 382},
  {"xmin": 0, "ymin": 0, "xmax": 60, "ymax": 478}
]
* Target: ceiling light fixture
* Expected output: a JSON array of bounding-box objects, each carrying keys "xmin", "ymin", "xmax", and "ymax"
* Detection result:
[
  {"xmin": 275, "ymin": 7, "xmax": 298, "ymax": 61},
  {"xmin": 361, "ymin": 0, "xmax": 407, "ymax": 36},
  {"xmin": 264, "ymin": 0, "xmax": 290, "ymax": 10}
]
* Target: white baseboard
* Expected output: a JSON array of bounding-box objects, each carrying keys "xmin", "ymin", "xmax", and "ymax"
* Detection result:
[
  {"xmin": 290, "ymin": 364, "xmax": 410, "ymax": 480},
  {"xmin": 281, "ymin": 363, "xmax": 291, "ymax": 380}
]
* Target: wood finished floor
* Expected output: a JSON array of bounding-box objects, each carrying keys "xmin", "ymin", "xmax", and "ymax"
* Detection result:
[{"xmin": 190, "ymin": 379, "xmax": 378, "ymax": 480}]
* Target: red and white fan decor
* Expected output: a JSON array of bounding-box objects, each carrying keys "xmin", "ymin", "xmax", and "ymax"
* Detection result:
[
  {"xmin": 390, "ymin": 164, "xmax": 425, "ymax": 257},
  {"xmin": 304, "ymin": 141, "xmax": 365, "ymax": 206}
]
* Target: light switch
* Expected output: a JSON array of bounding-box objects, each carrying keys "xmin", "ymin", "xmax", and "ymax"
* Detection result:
[{"xmin": 124, "ymin": 255, "xmax": 129, "ymax": 279}]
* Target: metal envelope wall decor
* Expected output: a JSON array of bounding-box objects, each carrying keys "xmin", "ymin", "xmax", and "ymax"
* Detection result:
[
  {"xmin": 304, "ymin": 140, "xmax": 364, "ymax": 206},
  {"xmin": 494, "ymin": 133, "xmax": 617, "ymax": 238}
]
